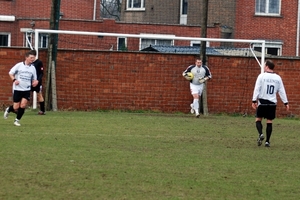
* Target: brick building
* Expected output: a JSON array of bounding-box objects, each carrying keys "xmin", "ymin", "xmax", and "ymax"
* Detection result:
[
  {"xmin": 235, "ymin": 0, "xmax": 299, "ymax": 56},
  {"xmin": 121, "ymin": 0, "xmax": 300, "ymax": 56},
  {"xmin": 0, "ymin": 0, "xmax": 299, "ymax": 55},
  {"xmin": 0, "ymin": 0, "xmax": 221, "ymax": 51},
  {"xmin": 121, "ymin": 0, "xmax": 236, "ymax": 38}
]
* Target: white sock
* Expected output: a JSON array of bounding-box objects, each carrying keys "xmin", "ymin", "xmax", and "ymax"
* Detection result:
[{"xmin": 193, "ymin": 99, "xmax": 199, "ymax": 114}]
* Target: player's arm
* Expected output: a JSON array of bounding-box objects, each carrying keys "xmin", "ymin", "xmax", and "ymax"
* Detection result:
[
  {"xmin": 199, "ymin": 76, "xmax": 210, "ymax": 83},
  {"xmin": 205, "ymin": 66, "xmax": 212, "ymax": 79},
  {"xmin": 31, "ymin": 68, "xmax": 38, "ymax": 87},
  {"xmin": 35, "ymin": 61, "xmax": 44, "ymax": 83},
  {"xmin": 182, "ymin": 65, "xmax": 193, "ymax": 77},
  {"xmin": 251, "ymin": 75, "xmax": 262, "ymax": 109},
  {"xmin": 278, "ymin": 80, "xmax": 289, "ymax": 111},
  {"xmin": 9, "ymin": 73, "xmax": 15, "ymax": 81},
  {"xmin": 9, "ymin": 64, "xmax": 21, "ymax": 84},
  {"xmin": 199, "ymin": 66, "xmax": 212, "ymax": 83}
]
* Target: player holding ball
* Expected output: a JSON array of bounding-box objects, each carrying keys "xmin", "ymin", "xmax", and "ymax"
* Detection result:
[{"xmin": 182, "ymin": 58, "xmax": 212, "ymax": 118}]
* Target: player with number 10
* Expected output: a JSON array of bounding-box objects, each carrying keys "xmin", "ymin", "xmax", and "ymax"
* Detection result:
[{"xmin": 252, "ymin": 59, "xmax": 289, "ymax": 147}]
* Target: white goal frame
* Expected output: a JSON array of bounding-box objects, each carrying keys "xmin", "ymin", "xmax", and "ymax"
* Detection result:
[{"xmin": 33, "ymin": 29, "xmax": 266, "ymax": 73}]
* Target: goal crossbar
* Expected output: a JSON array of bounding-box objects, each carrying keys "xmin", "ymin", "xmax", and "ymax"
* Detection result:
[{"xmin": 33, "ymin": 29, "xmax": 266, "ymax": 73}]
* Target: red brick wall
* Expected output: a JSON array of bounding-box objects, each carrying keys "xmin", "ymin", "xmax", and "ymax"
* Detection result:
[
  {"xmin": 235, "ymin": 0, "xmax": 298, "ymax": 56},
  {"xmin": 1, "ymin": 17, "xmax": 220, "ymax": 50},
  {"xmin": 1, "ymin": 48, "xmax": 299, "ymax": 117},
  {"xmin": 0, "ymin": 0, "xmax": 99, "ymax": 20}
]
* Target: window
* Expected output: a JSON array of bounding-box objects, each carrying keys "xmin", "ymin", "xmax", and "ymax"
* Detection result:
[
  {"xmin": 190, "ymin": 41, "xmax": 210, "ymax": 47},
  {"xmin": 0, "ymin": 32, "xmax": 10, "ymax": 46},
  {"xmin": 255, "ymin": 0, "xmax": 281, "ymax": 15},
  {"xmin": 253, "ymin": 41, "xmax": 282, "ymax": 56},
  {"xmin": 182, "ymin": 0, "xmax": 188, "ymax": 14},
  {"xmin": 140, "ymin": 34, "xmax": 174, "ymax": 50},
  {"xmin": 39, "ymin": 34, "xmax": 49, "ymax": 48},
  {"xmin": 118, "ymin": 37, "xmax": 127, "ymax": 51},
  {"xmin": 180, "ymin": 0, "xmax": 188, "ymax": 24},
  {"xmin": 127, "ymin": 0, "xmax": 145, "ymax": 10},
  {"xmin": 25, "ymin": 32, "xmax": 32, "ymax": 48},
  {"xmin": 23, "ymin": 31, "xmax": 49, "ymax": 48}
]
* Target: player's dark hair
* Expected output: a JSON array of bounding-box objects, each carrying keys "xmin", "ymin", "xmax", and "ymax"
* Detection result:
[
  {"xmin": 25, "ymin": 50, "xmax": 36, "ymax": 57},
  {"xmin": 28, "ymin": 49, "xmax": 37, "ymax": 56},
  {"xmin": 266, "ymin": 60, "xmax": 275, "ymax": 70}
]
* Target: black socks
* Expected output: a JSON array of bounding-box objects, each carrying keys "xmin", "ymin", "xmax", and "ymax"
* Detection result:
[
  {"xmin": 40, "ymin": 101, "xmax": 45, "ymax": 112},
  {"xmin": 16, "ymin": 107, "xmax": 25, "ymax": 120},
  {"xmin": 256, "ymin": 121, "xmax": 263, "ymax": 136},
  {"xmin": 266, "ymin": 123, "xmax": 272, "ymax": 143}
]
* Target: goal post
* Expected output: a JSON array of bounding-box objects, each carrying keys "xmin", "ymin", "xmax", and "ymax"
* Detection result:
[{"xmin": 34, "ymin": 29, "xmax": 266, "ymax": 73}]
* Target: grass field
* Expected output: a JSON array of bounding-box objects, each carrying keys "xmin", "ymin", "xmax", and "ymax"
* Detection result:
[{"xmin": 1, "ymin": 110, "xmax": 299, "ymax": 200}]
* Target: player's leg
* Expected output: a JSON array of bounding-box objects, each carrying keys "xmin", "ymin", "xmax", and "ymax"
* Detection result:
[
  {"xmin": 255, "ymin": 119, "xmax": 263, "ymax": 135},
  {"xmin": 189, "ymin": 84, "xmax": 198, "ymax": 117},
  {"xmin": 4, "ymin": 105, "xmax": 14, "ymax": 119},
  {"xmin": 197, "ymin": 85, "xmax": 204, "ymax": 118},
  {"xmin": 265, "ymin": 106, "xmax": 276, "ymax": 147},
  {"xmin": 255, "ymin": 105, "xmax": 265, "ymax": 146},
  {"xmin": 37, "ymin": 92, "xmax": 45, "ymax": 115},
  {"xmin": 14, "ymin": 91, "xmax": 30, "ymax": 126},
  {"xmin": 190, "ymin": 84, "xmax": 202, "ymax": 118},
  {"xmin": 4, "ymin": 91, "xmax": 18, "ymax": 119},
  {"xmin": 13, "ymin": 101, "xmax": 21, "ymax": 126},
  {"xmin": 265, "ymin": 120, "xmax": 272, "ymax": 147},
  {"xmin": 4, "ymin": 91, "xmax": 20, "ymax": 120},
  {"xmin": 192, "ymin": 93, "xmax": 200, "ymax": 117}
]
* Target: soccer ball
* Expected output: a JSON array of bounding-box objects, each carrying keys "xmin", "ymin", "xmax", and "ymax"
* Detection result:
[{"xmin": 184, "ymin": 72, "xmax": 194, "ymax": 81}]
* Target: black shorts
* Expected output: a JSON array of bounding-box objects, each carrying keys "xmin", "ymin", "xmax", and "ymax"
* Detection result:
[
  {"xmin": 13, "ymin": 90, "xmax": 31, "ymax": 102},
  {"xmin": 31, "ymin": 84, "xmax": 41, "ymax": 93},
  {"xmin": 256, "ymin": 105, "xmax": 277, "ymax": 120}
]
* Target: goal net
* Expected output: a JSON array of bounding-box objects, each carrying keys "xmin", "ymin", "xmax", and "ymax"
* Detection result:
[
  {"xmin": 31, "ymin": 29, "xmax": 266, "ymax": 73},
  {"xmin": 27, "ymin": 29, "xmax": 266, "ymax": 114}
]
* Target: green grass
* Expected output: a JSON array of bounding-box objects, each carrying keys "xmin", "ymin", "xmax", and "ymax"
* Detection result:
[{"xmin": 1, "ymin": 110, "xmax": 300, "ymax": 200}]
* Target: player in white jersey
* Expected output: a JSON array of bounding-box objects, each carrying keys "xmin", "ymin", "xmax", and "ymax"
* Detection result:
[
  {"xmin": 4, "ymin": 50, "xmax": 38, "ymax": 126},
  {"xmin": 252, "ymin": 60, "xmax": 289, "ymax": 147},
  {"xmin": 182, "ymin": 58, "xmax": 212, "ymax": 118}
]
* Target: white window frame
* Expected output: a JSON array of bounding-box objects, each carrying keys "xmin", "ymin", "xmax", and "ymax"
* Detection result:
[
  {"xmin": 255, "ymin": 0, "xmax": 281, "ymax": 16},
  {"xmin": 39, "ymin": 34, "xmax": 49, "ymax": 48},
  {"xmin": 253, "ymin": 41, "xmax": 282, "ymax": 56},
  {"xmin": 126, "ymin": 0, "xmax": 145, "ymax": 11},
  {"xmin": 180, "ymin": 0, "xmax": 188, "ymax": 25},
  {"xmin": 190, "ymin": 40, "xmax": 210, "ymax": 47},
  {"xmin": 139, "ymin": 34, "xmax": 174, "ymax": 50},
  {"xmin": 24, "ymin": 32, "xmax": 33, "ymax": 48},
  {"xmin": 21, "ymin": 28, "xmax": 49, "ymax": 48},
  {"xmin": 0, "ymin": 32, "xmax": 11, "ymax": 47}
]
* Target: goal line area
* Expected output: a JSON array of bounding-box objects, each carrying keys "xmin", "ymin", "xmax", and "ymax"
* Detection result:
[{"xmin": 32, "ymin": 29, "xmax": 266, "ymax": 73}]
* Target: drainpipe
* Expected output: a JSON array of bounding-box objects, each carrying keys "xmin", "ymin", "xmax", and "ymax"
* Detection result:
[
  {"xmin": 93, "ymin": 0, "xmax": 97, "ymax": 20},
  {"xmin": 296, "ymin": 0, "xmax": 300, "ymax": 56}
]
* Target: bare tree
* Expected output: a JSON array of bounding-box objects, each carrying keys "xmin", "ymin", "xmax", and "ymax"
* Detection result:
[{"xmin": 100, "ymin": 0, "xmax": 122, "ymax": 21}]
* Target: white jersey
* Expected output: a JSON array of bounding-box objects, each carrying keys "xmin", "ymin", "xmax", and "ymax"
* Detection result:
[
  {"xmin": 9, "ymin": 62, "xmax": 37, "ymax": 91},
  {"xmin": 183, "ymin": 65, "xmax": 212, "ymax": 85},
  {"xmin": 252, "ymin": 72, "xmax": 288, "ymax": 104}
]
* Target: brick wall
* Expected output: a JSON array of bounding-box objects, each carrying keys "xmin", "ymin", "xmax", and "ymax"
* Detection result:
[
  {"xmin": 121, "ymin": 0, "xmax": 236, "ymax": 29},
  {"xmin": 235, "ymin": 0, "xmax": 298, "ymax": 56},
  {"xmin": 0, "ymin": 16, "xmax": 220, "ymax": 50},
  {"xmin": 1, "ymin": 48, "xmax": 299, "ymax": 117},
  {"xmin": 1, "ymin": 0, "xmax": 99, "ymax": 20}
]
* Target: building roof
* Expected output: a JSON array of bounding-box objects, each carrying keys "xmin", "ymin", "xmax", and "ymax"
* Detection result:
[
  {"xmin": 141, "ymin": 45, "xmax": 221, "ymax": 55},
  {"xmin": 141, "ymin": 45, "xmax": 265, "ymax": 57}
]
